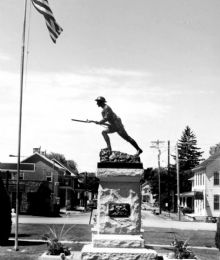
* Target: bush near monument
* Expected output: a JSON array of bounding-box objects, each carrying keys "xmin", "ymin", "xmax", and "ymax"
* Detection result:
[
  {"xmin": 28, "ymin": 181, "xmax": 55, "ymax": 216},
  {"xmin": 0, "ymin": 176, "xmax": 12, "ymax": 245}
]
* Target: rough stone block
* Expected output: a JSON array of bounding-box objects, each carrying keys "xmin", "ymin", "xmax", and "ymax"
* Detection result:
[{"xmin": 96, "ymin": 181, "xmax": 141, "ymax": 234}]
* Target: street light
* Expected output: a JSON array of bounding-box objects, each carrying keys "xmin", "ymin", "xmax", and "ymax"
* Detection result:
[{"xmin": 9, "ymin": 154, "xmax": 26, "ymax": 158}]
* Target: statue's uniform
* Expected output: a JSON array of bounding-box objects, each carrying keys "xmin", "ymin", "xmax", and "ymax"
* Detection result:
[
  {"xmin": 101, "ymin": 104, "xmax": 140, "ymax": 151},
  {"xmin": 101, "ymin": 105, "xmax": 124, "ymax": 133}
]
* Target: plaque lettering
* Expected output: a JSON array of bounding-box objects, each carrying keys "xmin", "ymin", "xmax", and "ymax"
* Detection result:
[{"xmin": 108, "ymin": 203, "xmax": 130, "ymax": 218}]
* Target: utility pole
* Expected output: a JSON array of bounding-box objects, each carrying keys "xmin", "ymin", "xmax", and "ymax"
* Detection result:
[
  {"xmin": 150, "ymin": 140, "xmax": 165, "ymax": 214},
  {"xmin": 167, "ymin": 140, "xmax": 170, "ymax": 211},
  {"xmin": 167, "ymin": 141, "xmax": 170, "ymax": 173},
  {"xmin": 176, "ymin": 142, "xmax": 181, "ymax": 221}
]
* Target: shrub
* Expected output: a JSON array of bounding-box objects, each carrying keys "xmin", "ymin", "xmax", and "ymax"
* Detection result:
[
  {"xmin": 42, "ymin": 224, "xmax": 75, "ymax": 256},
  {"xmin": 0, "ymin": 176, "xmax": 12, "ymax": 245},
  {"xmin": 28, "ymin": 182, "xmax": 53, "ymax": 216},
  {"xmin": 171, "ymin": 235, "xmax": 197, "ymax": 259},
  {"xmin": 181, "ymin": 207, "xmax": 193, "ymax": 215}
]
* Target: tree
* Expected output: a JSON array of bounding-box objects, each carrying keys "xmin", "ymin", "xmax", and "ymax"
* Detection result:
[
  {"xmin": 47, "ymin": 152, "xmax": 67, "ymax": 165},
  {"xmin": 0, "ymin": 176, "xmax": 12, "ymax": 245},
  {"xmin": 209, "ymin": 143, "xmax": 220, "ymax": 155},
  {"xmin": 78, "ymin": 172, "xmax": 99, "ymax": 194},
  {"xmin": 46, "ymin": 152, "xmax": 78, "ymax": 174},
  {"xmin": 177, "ymin": 126, "xmax": 203, "ymax": 192},
  {"xmin": 66, "ymin": 160, "xmax": 78, "ymax": 174},
  {"xmin": 143, "ymin": 167, "xmax": 176, "ymax": 211},
  {"xmin": 28, "ymin": 181, "xmax": 52, "ymax": 216}
]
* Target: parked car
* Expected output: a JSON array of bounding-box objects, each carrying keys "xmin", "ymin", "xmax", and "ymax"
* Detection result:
[
  {"xmin": 152, "ymin": 203, "xmax": 160, "ymax": 215},
  {"xmin": 181, "ymin": 207, "xmax": 193, "ymax": 215}
]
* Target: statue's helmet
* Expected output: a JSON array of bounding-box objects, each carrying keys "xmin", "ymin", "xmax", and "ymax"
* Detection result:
[{"xmin": 95, "ymin": 96, "xmax": 106, "ymax": 103}]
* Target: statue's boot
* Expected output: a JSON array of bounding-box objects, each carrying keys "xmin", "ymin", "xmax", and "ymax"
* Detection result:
[{"xmin": 134, "ymin": 148, "xmax": 143, "ymax": 157}]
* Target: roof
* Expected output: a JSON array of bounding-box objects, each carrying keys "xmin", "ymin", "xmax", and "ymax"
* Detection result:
[
  {"xmin": 192, "ymin": 151, "xmax": 220, "ymax": 172},
  {"xmin": 179, "ymin": 191, "xmax": 203, "ymax": 198},
  {"xmin": 21, "ymin": 152, "xmax": 64, "ymax": 171},
  {"xmin": 52, "ymin": 158, "xmax": 77, "ymax": 177},
  {"xmin": 179, "ymin": 191, "xmax": 195, "ymax": 197}
]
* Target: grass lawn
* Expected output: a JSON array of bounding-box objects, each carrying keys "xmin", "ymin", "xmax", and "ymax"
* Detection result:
[{"xmin": 0, "ymin": 224, "xmax": 218, "ymax": 259}]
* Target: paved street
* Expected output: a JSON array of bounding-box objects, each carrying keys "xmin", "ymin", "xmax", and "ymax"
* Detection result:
[
  {"xmin": 17, "ymin": 210, "xmax": 217, "ymax": 231},
  {"xmin": 141, "ymin": 211, "xmax": 216, "ymax": 231},
  {"xmin": 17, "ymin": 211, "xmax": 92, "ymax": 225}
]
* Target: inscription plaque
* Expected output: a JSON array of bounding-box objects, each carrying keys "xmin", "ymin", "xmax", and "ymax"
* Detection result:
[{"xmin": 108, "ymin": 203, "xmax": 130, "ymax": 218}]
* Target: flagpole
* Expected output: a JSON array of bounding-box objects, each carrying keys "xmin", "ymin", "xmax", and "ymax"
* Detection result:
[{"xmin": 14, "ymin": 0, "xmax": 28, "ymax": 251}]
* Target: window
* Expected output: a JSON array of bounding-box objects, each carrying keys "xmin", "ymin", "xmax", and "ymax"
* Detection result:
[
  {"xmin": 46, "ymin": 172, "xmax": 52, "ymax": 182},
  {"xmin": 19, "ymin": 172, "xmax": 24, "ymax": 180},
  {"xmin": 214, "ymin": 195, "xmax": 220, "ymax": 210},
  {"xmin": 214, "ymin": 172, "xmax": 219, "ymax": 185}
]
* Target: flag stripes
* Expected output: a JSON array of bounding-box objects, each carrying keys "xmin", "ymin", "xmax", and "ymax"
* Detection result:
[{"xmin": 31, "ymin": 0, "xmax": 63, "ymax": 43}]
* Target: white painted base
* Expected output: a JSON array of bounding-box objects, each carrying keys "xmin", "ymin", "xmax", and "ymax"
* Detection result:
[
  {"xmin": 81, "ymin": 244, "xmax": 157, "ymax": 260},
  {"xmin": 92, "ymin": 234, "xmax": 144, "ymax": 248},
  {"xmin": 39, "ymin": 252, "xmax": 74, "ymax": 260}
]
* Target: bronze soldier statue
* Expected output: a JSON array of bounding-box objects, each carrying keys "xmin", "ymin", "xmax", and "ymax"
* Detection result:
[{"xmin": 93, "ymin": 96, "xmax": 143, "ymax": 156}]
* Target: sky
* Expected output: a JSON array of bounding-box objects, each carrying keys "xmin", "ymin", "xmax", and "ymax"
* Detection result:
[{"xmin": 0, "ymin": 0, "xmax": 220, "ymax": 172}]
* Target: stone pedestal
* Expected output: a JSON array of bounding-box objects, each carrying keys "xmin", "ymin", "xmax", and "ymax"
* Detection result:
[{"xmin": 81, "ymin": 161, "xmax": 158, "ymax": 260}]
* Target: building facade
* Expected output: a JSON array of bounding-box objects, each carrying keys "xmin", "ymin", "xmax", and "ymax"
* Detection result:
[
  {"xmin": 141, "ymin": 181, "xmax": 155, "ymax": 206},
  {"xmin": 0, "ymin": 151, "xmax": 78, "ymax": 215},
  {"xmin": 188, "ymin": 151, "xmax": 220, "ymax": 218}
]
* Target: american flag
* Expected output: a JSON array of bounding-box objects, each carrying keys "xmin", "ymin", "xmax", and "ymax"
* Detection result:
[{"xmin": 31, "ymin": 0, "xmax": 63, "ymax": 43}]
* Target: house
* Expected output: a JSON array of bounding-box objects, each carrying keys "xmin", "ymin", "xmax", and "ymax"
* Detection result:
[
  {"xmin": 180, "ymin": 150, "xmax": 220, "ymax": 219},
  {"xmin": 0, "ymin": 150, "xmax": 79, "ymax": 215},
  {"xmin": 191, "ymin": 151, "xmax": 220, "ymax": 218},
  {"xmin": 141, "ymin": 181, "xmax": 155, "ymax": 207}
]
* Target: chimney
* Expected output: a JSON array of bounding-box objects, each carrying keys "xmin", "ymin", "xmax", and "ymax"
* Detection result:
[
  {"xmin": 33, "ymin": 147, "xmax": 41, "ymax": 154},
  {"xmin": 41, "ymin": 150, "xmax": 46, "ymax": 156}
]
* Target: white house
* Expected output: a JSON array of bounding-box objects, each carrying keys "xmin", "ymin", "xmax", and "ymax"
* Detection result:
[
  {"xmin": 141, "ymin": 181, "xmax": 155, "ymax": 206},
  {"xmin": 190, "ymin": 151, "xmax": 220, "ymax": 218}
]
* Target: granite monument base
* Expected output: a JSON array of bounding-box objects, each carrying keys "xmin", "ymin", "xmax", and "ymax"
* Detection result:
[{"xmin": 81, "ymin": 158, "xmax": 158, "ymax": 260}]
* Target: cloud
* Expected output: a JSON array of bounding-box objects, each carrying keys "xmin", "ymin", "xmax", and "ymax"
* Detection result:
[
  {"xmin": 1, "ymin": 67, "xmax": 218, "ymax": 170},
  {"xmin": 86, "ymin": 68, "xmax": 151, "ymax": 77},
  {"xmin": 0, "ymin": 68, "xmax": 173, "ymax": 124},
  {"xmin": 0, "ymin": 53, "xmax": 11, "ymax": 61}
]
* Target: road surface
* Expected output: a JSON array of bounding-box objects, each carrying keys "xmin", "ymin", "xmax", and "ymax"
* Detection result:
[{"xmin": 16, "ymin": 210, "xmax": 217, "ymax": 231}]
